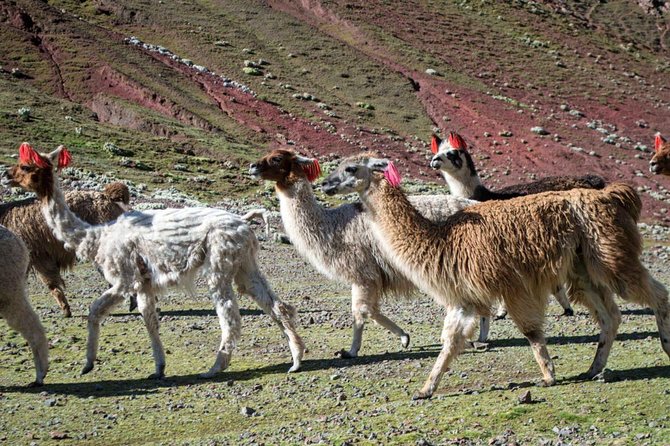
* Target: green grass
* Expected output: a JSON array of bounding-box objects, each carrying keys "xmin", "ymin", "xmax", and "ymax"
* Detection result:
[{"xmin": 1, "ymin": 242, "xmax": 669, "ymax": 445}]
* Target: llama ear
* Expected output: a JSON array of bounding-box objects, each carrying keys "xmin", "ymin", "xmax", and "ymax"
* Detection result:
[
  {"xmin": 431, "ymin": 134, "xmax": 441, "ymax": 154},
  {"xmin": 366, "ymin": 157, "xmax": 389, "ymax": 172},
  {"xmin": 295, "ymin": 155, "xmax": 321, "ymax": 182},
  {"xmin": 383, "ymin": 161, "xmax": 402, "ymax": 187},
  {"xmin": 19, "ymin": 142, "xmax": 49, "ymax": 168},
  {"xmin": 47, "ymin": 145, "xmax": 72, "ymax": 170},
  {"xmin": 448, "ymin": 132, "xmax": 467, "ymax": 151},
  {"xmin": 656, "ymin": 133, "xmax": 667, "ymax": 153}
]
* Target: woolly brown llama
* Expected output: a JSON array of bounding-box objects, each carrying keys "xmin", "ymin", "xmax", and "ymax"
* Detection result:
[
  {"xmin": 0, "ymin": 181, "xmax": 130, "ymax": 317},
  {"xmin": 429, "ymin": 131, "xmax": 609, "ymax": 338},
  {"xmin": 0, "ymin": 224, "xmax": 48, "ymax": 386},
  {"xmin": 7, "ymin": 144, "xmax": 304, "ymax": 379},
  {"xmin": 249, "ymin": 149, "xmax": 476, "ymax": 358},
  {"xmin": 322, "ymin": 154, "xmax": 670, "ymax": 399},
  {"xmin": 650, "ymin": 133, "xmax": 670, "ymax": 176}
]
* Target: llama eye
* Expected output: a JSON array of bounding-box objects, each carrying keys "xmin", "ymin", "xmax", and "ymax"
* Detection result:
[
  {"xmin": 271, "ymin": 156, "xmax": 282, "ymax": 164},
  {"xmin": 345, "ymin": 166, "xmax": 357, "ymax": 173},
  {"xmin": 20, "ymin": 165, "xmax": 31, "ymax": 172}
]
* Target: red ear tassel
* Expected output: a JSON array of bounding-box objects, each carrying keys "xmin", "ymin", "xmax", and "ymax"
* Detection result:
[
  {"xmin": 57, "ymin": 146, "xmax": 72, "ymax": 169},
  {"xmin": 19, "ymin": 142, "xmax": 49, "ymax": 168},
  {"xmin": 447, "ymin": 132, "xmax": 467, "ymax": 151},
  {"xmin": 303, "ymin": 159, "xmax": 321, "ymax": 183},
  {"xmin": 656, "ymin": 133, "xmax": 667, "ymax": 153},
  {"xmin": 430, "ymin": 134, "xmax": 441, "ymax": 154}
]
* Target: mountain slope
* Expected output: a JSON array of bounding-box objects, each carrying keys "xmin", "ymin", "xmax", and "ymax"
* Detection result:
[{"xmin": 1, "ymin": 0, "xmax": 669, "ymax": 218}]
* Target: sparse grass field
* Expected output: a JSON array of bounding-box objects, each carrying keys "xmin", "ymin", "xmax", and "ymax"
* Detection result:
[{"xmin": 1, "ymin": 239, "xmax": 669, "ymax": 445}]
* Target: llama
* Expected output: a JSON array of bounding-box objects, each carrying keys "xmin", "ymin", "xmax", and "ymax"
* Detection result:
[
  {"xmin": 249, "ymin": 149, "xmax": 477, "ymax": 358},
  {"xmin": 0, "ymin": 224, "xmax": 49, "ymax": 386},
  {"xmin": 6, "ymin": 143, "xmax": 304, "ymax": 379},
  {"xmin": 322, "ymin": 153, "xmax": 670, "ymax": 399},
  {"xmin": 0, "ymin": 182, "xmax": 130, "ymax": 317},
  {"xmin": 428, "ymin": 132, "xmax": 606, "ymax": 201},
  {"xmin": 430, "ymin": 132, "xmax": 607, "ymax": 326},
  {"xmin": 650, "ymin": 133, "xmax": 670, "ymax": 176}
]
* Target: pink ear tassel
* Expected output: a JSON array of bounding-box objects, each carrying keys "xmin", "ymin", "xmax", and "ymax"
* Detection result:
[
  {"xmin": 383, "ymin": 161, "xmax": 402, "ymax": 187},
  {"xmin": 57, "ymin": 146, "xmax": 72, "ymax": 170}
]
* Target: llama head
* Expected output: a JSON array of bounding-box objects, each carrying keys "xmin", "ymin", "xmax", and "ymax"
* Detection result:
[
  {"xmin": 428, "ymin": 132, "xmax": 477, "ymax": 178},
  {"xmin": 249, "ymin": 149, "xmax": 321, "ymax": 187},
  {"xmin": 650, "ymin": 133, "xmax": 670, "ymax": 176},
  {"xmin": 321, "ymin": 153, "xmax": 399, "ymax": 196},
  {"xmin": 4, "ymin": 143, "xmax": 72, "ymax": 198}
]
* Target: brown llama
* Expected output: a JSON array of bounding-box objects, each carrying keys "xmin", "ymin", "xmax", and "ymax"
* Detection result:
[{"xmin": 322, "ymin": 154, "xmax": 670, "ymax": 399}]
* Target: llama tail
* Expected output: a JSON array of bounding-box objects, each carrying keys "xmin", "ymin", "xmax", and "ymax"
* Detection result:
[
  {"xmin": 602, "ymin": 182, "xmax": 642, "ymax": 222},
  {"xmin": 242, "ymin": 208, "xmax": 271, "ymax": 236}
]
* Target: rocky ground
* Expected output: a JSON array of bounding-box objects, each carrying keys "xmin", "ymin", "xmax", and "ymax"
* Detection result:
[{"xmin": 0, "ymin": 180, "xmax": 669, "ymax": 445}]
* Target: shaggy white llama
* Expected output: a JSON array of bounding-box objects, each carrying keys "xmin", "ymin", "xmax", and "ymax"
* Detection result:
[{"xmin": 6, "ymin": 143, "xmax": 304, "ymax": 379}]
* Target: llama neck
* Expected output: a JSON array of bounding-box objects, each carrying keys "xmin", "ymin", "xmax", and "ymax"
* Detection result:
[
  {"xmin": 362, "ymin": 180, "xmax": 449, "ymax": 295},
  {"xmin": 41, "ymin": 180, "xmax": 98, "ymax": 261},
  {"xmin": 441, "ymin": 170, "xmax": 482, "ymax": 200},
  {"xmin": 276, "ymin": 179, "xmax": 328, "ymax": 245}
]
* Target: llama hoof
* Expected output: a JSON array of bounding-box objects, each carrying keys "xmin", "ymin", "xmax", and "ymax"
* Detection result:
[
  {"xmin": 562, "ymin": 308, "xmax": 575, "ymax": 317},
  {"xmin": 287, "ymin": 364, "xmax": 301, "ymax": 373},
  {"xmin": 401, "ymin": 334, "xmax": 411, "ymax": 349},
  {"xmin": 63, "ymin": 307, "xmax": 72, "ymax": 318},
  {"xmin": 27, "ymin": 380, "xmax": 44, "ymax": 388},
  {"xmin": 81, "ymin": 363, "xmax": 94, "ymax": 375},
  {"xmin": 148, "ymin": 372, "xmax": 165, "ymax": 380},
  {"xmin": 335, "ymin": 349, "xmax": 356, "ymax": 359},
  {"xmin": 537, "ymin": 378, "xmax": 556, "ymax": 387},
  {"xmin": 494, "ymin": 312, "xmax": 507, "ymax": 321},
  {"xmin": 411, "ymin": 390, "xmax": 433, "ymax": 400},
  {"xmin": 128, "ymin": 296, "xmax": 138, "ymax": 312},
  {"xmin": 471, "ymin": 341, "xmax": 489, "ymax": 351},
  {"xmin": 579, "ymin": 368, "xmax": 607, "ymax": 382},
  {"xmin": 199, "ymin": 371, "xmax": 217, "ymax": 379}
]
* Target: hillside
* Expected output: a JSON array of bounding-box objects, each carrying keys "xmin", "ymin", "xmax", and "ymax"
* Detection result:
[{"xmin": 1, "ymin": 0, "xmax": 669, "ymax": 219}]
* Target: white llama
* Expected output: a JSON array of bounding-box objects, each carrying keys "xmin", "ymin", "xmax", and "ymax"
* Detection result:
[
  {"xmin": 0, "ymin": 224, "xmax": 49, "ymax": 386},
  {"xmin": 6, "ymin": 143, "xmax": 304, "ymax": 379}
]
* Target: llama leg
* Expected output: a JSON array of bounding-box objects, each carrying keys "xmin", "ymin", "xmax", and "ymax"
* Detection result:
[
  {"xmin": 616, "ymin": 267, "xmax": 670, "ymax": 358},
  {"xmin": 348, "ymin": 284, "xmax": 410, "ymax": 358},
  {"xmin": 524, "ymin": 329, "xmax": 555, "ymax": 386},
  {"xmin": 1, "ymin": 298, "xmax": 49, "ymax": 386},
  {"xmin": 477, "ymin": 316, "xmax": 490, "ymax": 343},
  {"xmin": 648, "ymin": 278, "xmax": 670, "ymax": 358},
  {"xmin": 201, "ymin": 282, "xmax": 241, "ymax": 379},
  {"xmin": 82, "ymin": 289, "xmax": 124, "ymax": 374},
  {"xmin": 414, "ymin": 306, "xmax": 477, "ymax": 399},
  {"xmin": 235, "ymin": 267, "xmax": 305, "ymax": 372},
  {"xmin": 554, "ymin": 285, "xmax": 574, "ymax": 316},
  {"xmin": 136, "ymin": 292, "xmax": 166, "ymax": 379},
  {"xmin": 577, "ymin": 284, "xmax": 620, "ymax": 378},
  {"xmin": 38, "ymin": 268, "xmax": 70, "ymax": 317},
  {"xmin": 506, "ymin": 298, "xmax": 555, "ymax": 386}
]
